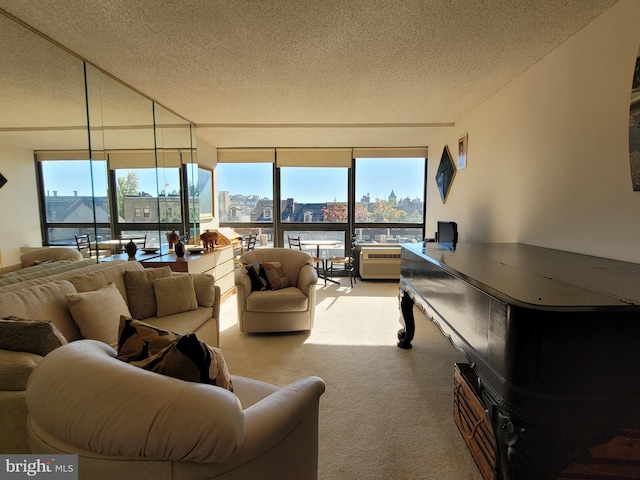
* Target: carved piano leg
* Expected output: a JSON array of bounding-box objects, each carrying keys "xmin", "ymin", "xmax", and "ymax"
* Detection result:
[{"xmin": 397, "ymin": 290, "xmax": 415, "ymax": 349}]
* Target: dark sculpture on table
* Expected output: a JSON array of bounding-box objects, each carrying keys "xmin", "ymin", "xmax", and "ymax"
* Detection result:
[{"xmin": 125, "ymin": 240, "xmax": 137, "ymax": 260}]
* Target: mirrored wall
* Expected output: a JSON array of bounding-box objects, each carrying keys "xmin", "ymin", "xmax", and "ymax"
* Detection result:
[{"xmin": 0, "ymin": 10, "xmax": 198, "ymax": 261}]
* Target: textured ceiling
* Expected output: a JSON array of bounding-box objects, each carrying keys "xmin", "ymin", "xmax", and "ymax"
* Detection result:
[{"xmin": 0, "ymin": 0, "xmax": 621, "ymax": 147}]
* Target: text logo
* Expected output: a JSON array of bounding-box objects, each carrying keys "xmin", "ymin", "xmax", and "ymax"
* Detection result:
[{"xmin": 0, "ymin": 455, "xmax": 77, "ymax": 479}]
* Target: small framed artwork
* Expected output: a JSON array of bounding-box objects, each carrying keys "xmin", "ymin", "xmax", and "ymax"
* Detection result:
[{"xmin": 457, "ymin": 133, "xmax": 468, "ymax": 169}]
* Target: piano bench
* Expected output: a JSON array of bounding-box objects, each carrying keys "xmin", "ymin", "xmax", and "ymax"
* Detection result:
[{"xmin": 454, "ymin": 363, "xmax": 497, "ymax": 480}]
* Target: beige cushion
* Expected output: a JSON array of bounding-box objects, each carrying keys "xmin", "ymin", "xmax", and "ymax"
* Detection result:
[
  {"xmin": 246, "ymin": 287, "xmax": 309, "ymax": 312},
  {"xmin": 191, "ymin": 274, "xmax": 215, "ymax": 307},
  {"xmin": 142, "ymin": 307, "xmax": 212, "ymax": 337},
  {"xmin": 0, "ymin": 280, "xmax": 82, "ymax": 342},
  {"xmin": 124, "ymin": 267, "xmax": 172, "ymax": 319},
  {"xmin": 66, "ymin": 283, "xmax": 132, "ymax": 348},
  {"xmin": 0, "ymin": 317, "xmax": 67, "ymax": 356},
  {"xmin": 153, "ymin": 275, "xmax": 198, "ymax": 317}
]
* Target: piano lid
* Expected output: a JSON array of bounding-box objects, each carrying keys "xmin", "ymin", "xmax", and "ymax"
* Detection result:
[{"xmin": 402, "ymin": 242, "xmax": 640, "ymax": 308}]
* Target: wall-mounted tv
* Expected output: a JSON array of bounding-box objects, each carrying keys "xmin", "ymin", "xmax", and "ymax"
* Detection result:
[{"xmin": 436, "ymin": 221, "xmax": 458, "ymax": 250}]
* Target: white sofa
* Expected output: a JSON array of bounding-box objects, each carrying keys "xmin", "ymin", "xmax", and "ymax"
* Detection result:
[
  {"xmin": 0, "ymin": 247, "xmax": 83, "ymax": 275},
  {"xmin": 27, "ymin": 340, "xmax": 325, "ymax": 480},
  {"xmin": 235, "ymin": 248, "xmax": 318, "ymax": 333},
  {"xmin": 0, "ymin": 260, "xmax": 220, "ymax": 454}
]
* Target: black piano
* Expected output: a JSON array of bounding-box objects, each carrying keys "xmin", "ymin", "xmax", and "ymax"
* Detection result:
[{"xmin": 398, "ymin": 242, "xmax": 640, "ymax": 480}]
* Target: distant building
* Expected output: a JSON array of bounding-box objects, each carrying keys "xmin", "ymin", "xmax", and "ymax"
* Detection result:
[{"xmin": 388, "ymin": 189, "xmax": 397, "ymax": 205}]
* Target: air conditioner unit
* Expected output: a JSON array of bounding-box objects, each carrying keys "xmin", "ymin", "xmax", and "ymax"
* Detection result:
[{"xmin": 359, "ymin": 246, "xmax": 402, "ymax": 279}]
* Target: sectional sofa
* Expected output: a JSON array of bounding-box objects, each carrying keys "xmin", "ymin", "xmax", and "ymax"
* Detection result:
[{"xmin": 0, "ymin": 258, "xmax": 221, "ymax": 453}]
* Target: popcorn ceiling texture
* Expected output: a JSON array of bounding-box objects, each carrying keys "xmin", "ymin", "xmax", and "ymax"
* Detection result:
[{"xmin": 0, "ymin": 1, "xmax": 620, "ymax": 132}]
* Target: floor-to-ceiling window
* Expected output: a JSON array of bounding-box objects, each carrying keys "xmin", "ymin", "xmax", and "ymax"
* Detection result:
[
  {"xmin": 353, "ymin": 150, "xmax": 427, "ymax": 244},
  {"xmin": 217, "ymin": 147, "xmax": 427, "ymax": 261},
  {"xmin": 37, "ymin": 155, "xmax": 111, "ymax": 245},
  {"xmin": 217, "ymin": 149, "xmax": 275, "ymax": 246},
  {"xmin": 38, "ymin": 152, "xmax": 196, "ymax": 250},
  {"xmin": 277, "ymin": 148, "xmax": 352, "ymax": 259}
]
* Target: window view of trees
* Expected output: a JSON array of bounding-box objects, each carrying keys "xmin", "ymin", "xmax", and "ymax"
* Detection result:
[
  {"xmin": 115, "ymin": 167, "xmax": 182, "ymax": 224},
  {"xmin": 39, "ymin": 160, "xmax": 194, "ymax": 247},
  {"xmin": 218, "ymin": 156, "xmax": 426, "ymax": 246}
]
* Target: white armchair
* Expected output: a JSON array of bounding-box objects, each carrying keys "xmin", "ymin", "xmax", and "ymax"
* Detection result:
[
  {"xmin": 26, "ymin": 340, "xmax": 325, "ymax": 480},
  {"xmin": 235, "ymin": 248, "xmax": 318, "ymax": 333}
]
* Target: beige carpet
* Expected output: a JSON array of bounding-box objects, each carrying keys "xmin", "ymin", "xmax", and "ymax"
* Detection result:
[{"xmin": 219, "ymin": 278, "xmax": 483, "ymax": 480}]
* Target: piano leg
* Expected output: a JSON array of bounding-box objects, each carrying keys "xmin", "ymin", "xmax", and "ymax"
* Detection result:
[{"xmin": 397, "ymin": 290, "xmax": 415, "ymax": 349}]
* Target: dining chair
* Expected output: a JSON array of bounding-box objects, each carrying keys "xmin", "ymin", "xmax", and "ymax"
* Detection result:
[
  {"xmin": 246, "ymin": 234, "xmax": 257, "ymax": 251},
  {"xmin": 75, "ymin": 234, "xmax": 110, "ymax": 259},
  {"xmin": 327, "ymin": 233, "xmax": 357, "ymax": 287},
  {"xmin": 74, "ymin": 234, "xmax": 92, "ymax": 258},
  {"xmin": 234, "ymin": 234, "xmax": 258, "ymax": 267},
  {"xmin": 288, "ymin": 236, "xmax": 325, "ymax": 286}
]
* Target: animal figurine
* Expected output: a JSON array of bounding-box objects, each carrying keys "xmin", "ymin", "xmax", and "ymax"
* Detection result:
[
  {"xmin": 166, "ymin": 230, "xmax": 180, "ymax": 250},
  {"xmin": 200, "ymin": 231, "xmax": 218, "ymax": 249}
]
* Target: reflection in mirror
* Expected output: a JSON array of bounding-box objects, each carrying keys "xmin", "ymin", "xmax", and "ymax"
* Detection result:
[
  {"xmin": 0, "ymin": 13, "xmax": 90, "ymax": 262},
  {"xmin": 0, "ymin": 11, "xmax": 198, "ymax": 262},
  {"xmin": 198, "ymin": 167, "xmax": 213, "ymax": 219},
  {"xmin": 154, "ymin": 104, "xmax": 198, "ymax": 244},
  {"xmin": 86, "ymin": 63, "xmax": 157, "ymax": 250}
]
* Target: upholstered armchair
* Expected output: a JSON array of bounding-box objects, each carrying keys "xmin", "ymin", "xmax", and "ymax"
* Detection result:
[
  {"xmin": 235, "ymin": 248, "xmax": 318, "ymax": 333},
  {"xmin": 26, "ymin": 340, "xmax": 326, "ymax": 480}
]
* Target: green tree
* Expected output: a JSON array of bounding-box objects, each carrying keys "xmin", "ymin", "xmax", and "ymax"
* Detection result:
[
  {"xmin": 117, "ymin": 172, "xmax": 140, "ymax": 213},
  {"xmin": 370, "ymin": 200, "xmax": 405, "ymax": 222}
]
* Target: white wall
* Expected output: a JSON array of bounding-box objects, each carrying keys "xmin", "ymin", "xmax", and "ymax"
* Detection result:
[
  {"xmin": 427, "ymin": 0, "xmax": 640, "ymax": 264},
  {"xmin": 0, "ymin": 141, "xmax": 42, "ymax": 266}
]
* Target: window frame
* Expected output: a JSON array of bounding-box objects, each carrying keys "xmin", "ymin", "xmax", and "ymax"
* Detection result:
[{"xmin": 218, "ymin": 152, "xmax": 427, "ymax": 255}]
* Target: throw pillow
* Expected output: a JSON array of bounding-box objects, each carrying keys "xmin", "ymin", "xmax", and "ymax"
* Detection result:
[
  {"xmin": 191, "ymin": 274, "xmax": 215, "ymax": 307},
  {"xmin": 261, "ymin": 261, "xmax": 290, "ymax": 290},
  {"xmin": 117, "ymin": 320, "xmax": 233, "ymax": 391},
  {"xmin": 153, "ymin": 275, "xmax": 198, "ymax": 317},
  {"xmin": 0, "ymin": 316, "xmax": 67, "ymax": 356},
  {"xmin": 246, "ymin": 263, "xmax": 269, "ymax": 292},
  {"xmin": 117, "ymin": 317, "xmax": 181, "ymax": 362},
  {"xmin": 66, "ymin": 282, "xmax": 131, "ymax": 349},
  {"xmin": 124, "ymin": 266, "xmax": 172, "ymax": 319}
]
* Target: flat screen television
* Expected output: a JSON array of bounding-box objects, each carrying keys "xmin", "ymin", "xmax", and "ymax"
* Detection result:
[{"xmin": 437, "ymin": 221, "xmax": 458, "ymax": 250}]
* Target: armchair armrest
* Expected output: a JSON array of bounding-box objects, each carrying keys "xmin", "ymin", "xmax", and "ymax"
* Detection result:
[
  {"xmin": 297, "ymin": 264, "xmax": 318, "ymax": 295},
  {"xmin": 234, "ymin": 266, "xmax": 252, "ymax": 297}
]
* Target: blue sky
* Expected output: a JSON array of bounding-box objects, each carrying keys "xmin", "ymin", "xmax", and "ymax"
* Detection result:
[
  {"xmin": 43, "ymin": 158, "xmax": 426, "ymax": 203},
  {"xmin": 218, "ymin": 158, "xmax": 425, "ymax": 203}
]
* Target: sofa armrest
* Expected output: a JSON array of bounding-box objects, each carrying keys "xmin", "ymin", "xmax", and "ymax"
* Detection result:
[
  {"xmin": 236, "ymin": 376, "xmax": 325, "ymax": 461},
  {"xmin": 212, "ymin": 285, "xmax": 221, "ymax": 322},
  {"xmin": 0, "ymin": 349, "xmax": 42, "ymax": 391}
]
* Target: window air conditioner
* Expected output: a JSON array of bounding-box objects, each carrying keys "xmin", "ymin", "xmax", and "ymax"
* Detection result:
[{"xmin": 359, "ymin": 246, "xmax": 402, "ymax": 279}]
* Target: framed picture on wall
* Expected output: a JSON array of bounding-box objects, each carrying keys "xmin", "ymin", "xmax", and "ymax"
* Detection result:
[
  {"xmin": 457, "ymin": 133, "xmax": 468, "ymax": 169},
  {"xmin": 436, "ymin": 145, "xmax": 456, "ymax": 204}
]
